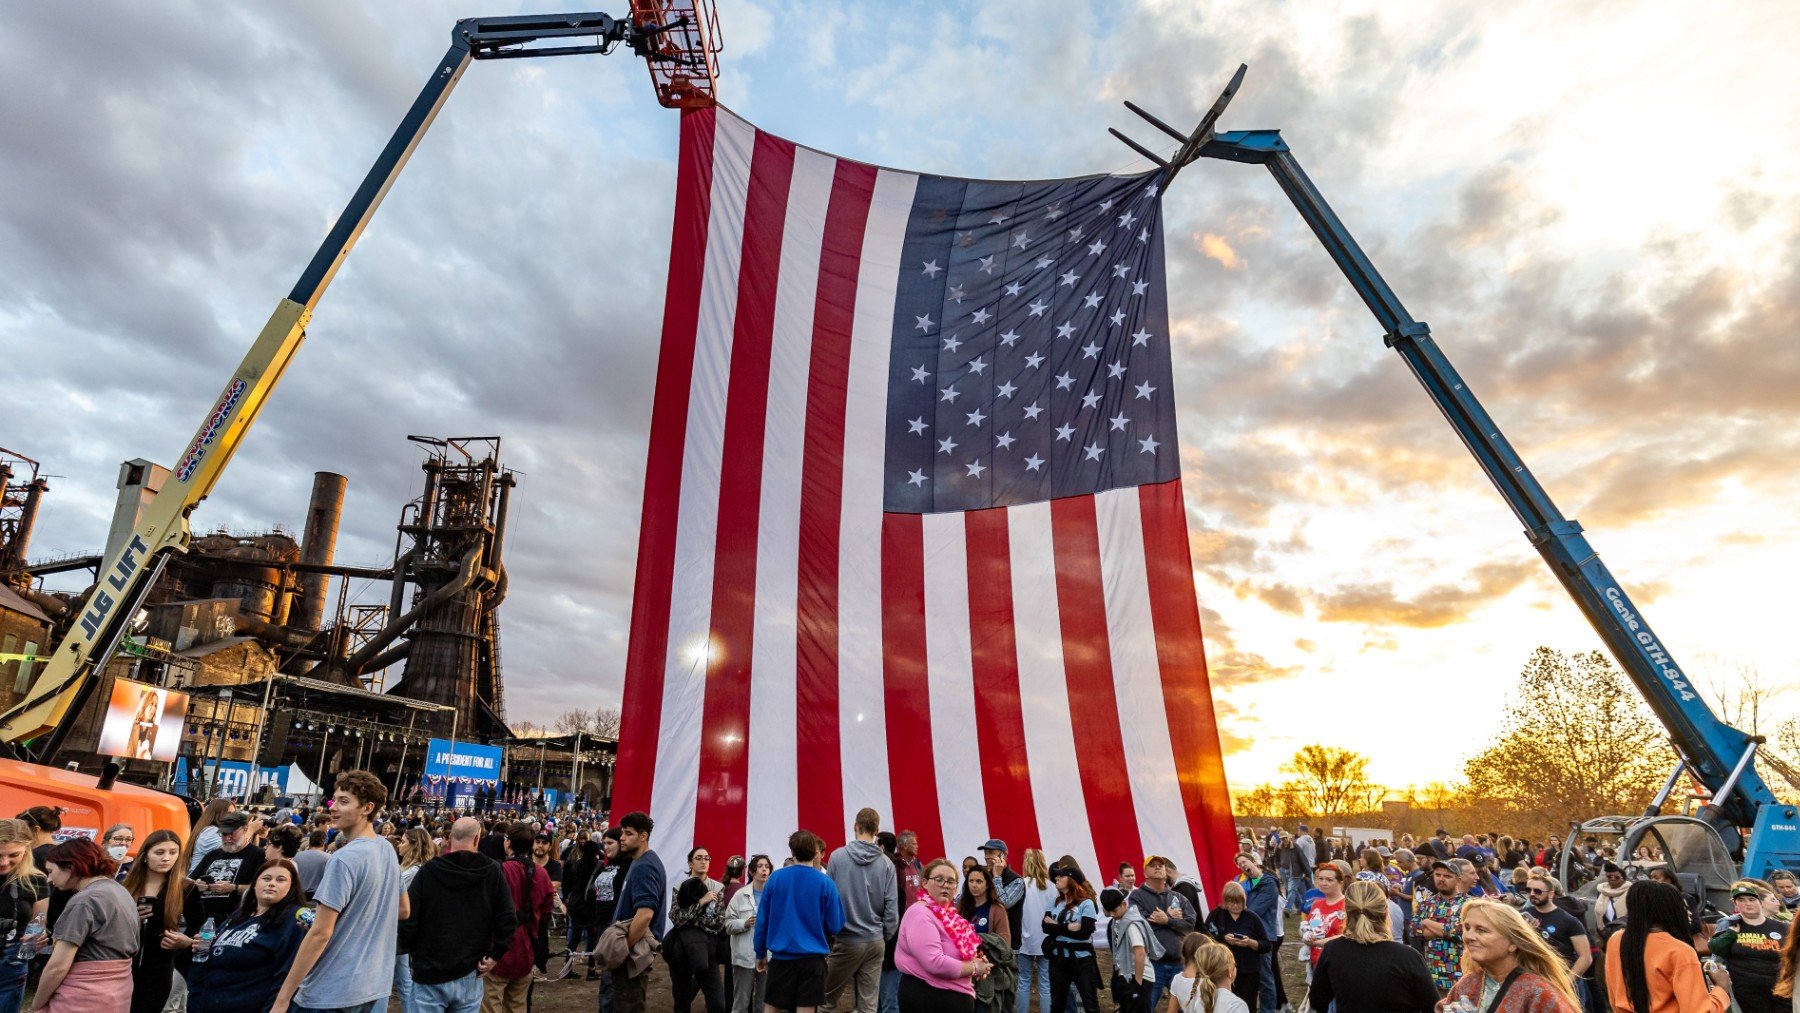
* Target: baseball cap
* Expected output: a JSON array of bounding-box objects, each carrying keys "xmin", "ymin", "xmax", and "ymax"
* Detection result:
[
  {"xmin": 1732, "ymin": 884, "xmax": 1762, "ymax": 899},
  {"xmin": 219, "ymin": 812, "xmax": 250, "ymax": 831},
  {"xmin": 979, "ymin": 838, "xmax": 1007, "ymax": 853}
]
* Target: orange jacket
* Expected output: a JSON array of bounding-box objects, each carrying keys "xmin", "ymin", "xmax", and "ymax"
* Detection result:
[{"xmin": 1603, "ymin": 931, "xmax": 1730, "ymax": 1013}]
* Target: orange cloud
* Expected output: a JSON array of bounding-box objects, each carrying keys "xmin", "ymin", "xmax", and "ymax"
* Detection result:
[{"xmin": 1310, "ymin": 560, "xmax": 1540, "ymax": 628}]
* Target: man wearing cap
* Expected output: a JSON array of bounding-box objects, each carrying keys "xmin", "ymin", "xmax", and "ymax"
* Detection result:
[
  {"xmin": 980, "ymin": 838, "xmax": 1025, "ymax": 951},
  {"xmin": 192, "ymin": 811, "xmax": 265, "ymax": 923},
  {"xmin": 1414, "ymin": 857, "xmax": 1469, "ymax": 994},
  {"xmin": 1129, "ymin": 855, "xmax": 1193, "ymax": 1011}
]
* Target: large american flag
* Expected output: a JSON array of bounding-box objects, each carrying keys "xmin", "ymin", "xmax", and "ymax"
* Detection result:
[{"xmin": 613, "ymin": 106, "xmax": 1238, "ymax": 896}]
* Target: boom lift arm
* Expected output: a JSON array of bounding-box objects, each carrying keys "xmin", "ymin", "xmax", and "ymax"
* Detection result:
[
  {"xmin": 0, "ymin": 9, "xmax": 718, "ymax": 758},
  {"xmin": 1118, "ymin": 71, "xmax": 1799, "ymax": 875}
]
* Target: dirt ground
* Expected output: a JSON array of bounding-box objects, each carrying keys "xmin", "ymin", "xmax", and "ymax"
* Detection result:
[
  {"xmin": 22, "ymin": 913, "xmax": 1311, "ymax": 1013},
  {"xmin": 462, "ymin": 912, "xmax": 1313, "ymax": 1013}
]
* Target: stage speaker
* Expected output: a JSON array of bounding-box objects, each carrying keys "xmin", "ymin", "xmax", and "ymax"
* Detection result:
[{"xmin": 258, "ymin": 712, "xmax": 292, "ymax": 768}]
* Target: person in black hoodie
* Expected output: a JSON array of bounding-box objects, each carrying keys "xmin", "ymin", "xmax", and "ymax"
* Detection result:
[{"xmin": 402, "ymin": 816, "xmax": 520, "ymax": 1011}]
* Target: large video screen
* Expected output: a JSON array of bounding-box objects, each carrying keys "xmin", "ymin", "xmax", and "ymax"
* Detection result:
[{"xmin": 96, "ymin": 679, "xmax": 188, "ymax": 763}]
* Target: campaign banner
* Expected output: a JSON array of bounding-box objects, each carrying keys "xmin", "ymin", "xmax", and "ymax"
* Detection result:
[{"xmin": 423, "ymin": 739, "xmax": 502, "ymax": 784}]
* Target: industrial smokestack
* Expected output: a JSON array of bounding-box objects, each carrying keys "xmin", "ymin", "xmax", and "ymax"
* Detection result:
[
  {"xmin": 291, "ymin": 472, "xmax": 346, "ymax": 631},
  {"xmin": 8, "ymin": 479, "xmax": 47, "ymax": 570}
]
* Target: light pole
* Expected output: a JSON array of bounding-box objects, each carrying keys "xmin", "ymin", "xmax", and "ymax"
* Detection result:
[{"xmin": 206, "ymin": 688, "xmax": 234, "ymax": 800}]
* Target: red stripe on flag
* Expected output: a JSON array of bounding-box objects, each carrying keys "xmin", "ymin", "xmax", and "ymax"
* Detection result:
[
  {"xmin": 881, "ymin": 513, "xmax": 945, "ymax": 861},
  {"xmin": 794, "ymin": 160, "xmax": 878, "ymax": 841},
  {"xmin": 1049, "ymin": 495, "xmax": 1145, "ymax": 879},
  {"xmin": 963, "ymin": 507, "xmax": 1040, "ymax": 854},
  {"xmin": 1139, "ymin": 479, "xmax": 1238, "ymax": 895},
  {"xmin": 614, "ymin": 107, "xmax": 716, "ymax": 815},
  {"xmin": 693, "ymin": 131, "xmax": 797, "ymax": 856}
]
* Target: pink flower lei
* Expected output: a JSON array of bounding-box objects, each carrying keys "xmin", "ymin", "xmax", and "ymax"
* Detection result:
[{"xmin": 922, "ymin": 895, "xmax": 982, "ymax": 961}]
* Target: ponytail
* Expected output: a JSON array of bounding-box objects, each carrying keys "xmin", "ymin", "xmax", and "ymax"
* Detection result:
[{"xmin": 1189, "ymin": 940, "xmax": 1234, "ymax": 1012}]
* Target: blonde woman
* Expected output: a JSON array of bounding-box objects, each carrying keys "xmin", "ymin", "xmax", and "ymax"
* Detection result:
[
  {"xmin": 0, "ymin": 818, "xmax": 47, "ymax": 1012},
  {"xmin": 1308, "ymin": 880, "xmax": 1437, "ymax": 1012},
  {"xmin": 1164, "ymin": 935, "xmax": 1245, "ymax": 1013},
  {"xmin": 393, "ymin": 826, "xmax": 438, "ymax": 1009},
  {"xmin": 1443, "ymin": 899, "xmax": 1579, "ymax": 1012},
  {"xmin": 1015, "ymin": 849, "xmax": 1054, "ymax": 1013}
]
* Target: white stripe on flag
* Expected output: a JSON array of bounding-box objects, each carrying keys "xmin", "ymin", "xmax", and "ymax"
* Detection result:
[
  {"xmin": 837, "ymin": 168, "xmax": 918, "ymax": 823},
  {"xmin": 1095, "ymin": 486, "xmax": 1201, "ymax": 877},
  {"xmin": 921, "ymin": 511, "xmax": 990, "ymax": 859},
  {"xmin": 1008, "ymin": 500, "xmax": 1099, "ymax": 878},
  {"xmin": 650, "ymin": 109, "xmax": 757, "ymax": 866},
  {"xmin": 744, "ymin": 145, "xmax": 836, "ymax": 857}
]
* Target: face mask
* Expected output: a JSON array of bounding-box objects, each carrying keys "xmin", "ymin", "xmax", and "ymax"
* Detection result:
[{"xmin": 107, "ymin": 846, "xmax": 128, "ymax": 861}]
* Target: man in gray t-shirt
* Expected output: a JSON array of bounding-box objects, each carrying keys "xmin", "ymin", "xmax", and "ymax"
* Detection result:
[
  {"xmin": 273, "ymin": 771, "xmax": 408, "ymax": 1013},
  {"xmin": 293, "ymin": 832, "xmax": 329, "ymax": 898}
]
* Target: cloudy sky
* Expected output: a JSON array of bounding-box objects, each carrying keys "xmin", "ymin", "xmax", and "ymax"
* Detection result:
[{"xmin": 6, "ymin": 1, "xmax": 1796, "ymax": 790}]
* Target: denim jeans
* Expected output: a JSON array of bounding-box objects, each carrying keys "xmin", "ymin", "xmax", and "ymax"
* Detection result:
[
  {"xmin": 1284, "ymin": 873, "xmax": 1310, "ymax": 912},
  {"xmin": 597, "ymin": 969, "xmax": 615, "ymax": 1013},
  {"xmin": 1258, "ymin": 950, "xmax": 1279, "ymax": 1012},
  {"xmin": 293, "ymin": 1002, "xmax": 382, "ymax": 1013},
  {"xmin": 1014, "ymin": 954, "xmax": 1050, "ymax": 1013},
  {"xmin": 880, "ymin": 965, "xmax": 900, "ymax": 1013},
  {"xmin": 409, "ymin": 970, "xmax": 485, "ymax": 1013},
  {"xmin": 1147, "ymin": 960, "xmax": 1180, "ymax": 1013},
  {"xmin": 393, "ymin": 952, "xmax": 416, "ymax": 1010},
  {"xmin": 0, "ymin": 941, "xmax": 24, "ymax": 1013}
]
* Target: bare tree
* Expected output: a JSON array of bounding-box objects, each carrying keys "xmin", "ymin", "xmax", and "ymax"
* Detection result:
[
  {"xmin": 550, "ymin": 706, "xmax": 622, "ymax": 740},
  {"xmin": 591, "ymin": 707, "xmax": 621, "ymax": 740},
  {"xmin": 555, "ymin": 708, "xmax": 592, "ymax": 736}
]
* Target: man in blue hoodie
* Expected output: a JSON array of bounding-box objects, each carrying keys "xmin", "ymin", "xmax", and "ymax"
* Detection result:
[
  {"xmin": 1235, "ymin": 852, "xmax": 1283, "ymax": 1013},
  {"xmin": 824, "ymin": 809, "xmax": 899, "ymax": 1013},
  {"xmin": 756, "ymin": 830, "xmax": 846, "ymax": 1013}
]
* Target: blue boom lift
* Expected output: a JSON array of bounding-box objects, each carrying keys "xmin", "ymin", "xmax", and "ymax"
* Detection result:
[{"xmin": 1112, "ymin": 69, "xmax": 1800, "ymax": 889}]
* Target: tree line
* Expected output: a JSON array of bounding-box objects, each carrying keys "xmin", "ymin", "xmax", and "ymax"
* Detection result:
[{"xmin": 1233, "ymin": 646, "xmax": 1800, "ymax": 840}]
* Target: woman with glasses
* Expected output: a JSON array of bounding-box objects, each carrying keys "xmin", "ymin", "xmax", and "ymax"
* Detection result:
[{"xmin": 897, "ymin": 859, "xmax": 989, "ymax": 1012}]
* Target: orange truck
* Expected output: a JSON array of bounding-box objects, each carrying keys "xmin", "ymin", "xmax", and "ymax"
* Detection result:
[{"xmin": 0, "ymin": 758, "xmax": 189, "ymax": 851}]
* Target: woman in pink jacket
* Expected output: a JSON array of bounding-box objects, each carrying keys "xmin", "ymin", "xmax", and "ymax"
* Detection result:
[{"xmin": 897, "ymin": 858, "xmax": 992, "ymax": 1013}]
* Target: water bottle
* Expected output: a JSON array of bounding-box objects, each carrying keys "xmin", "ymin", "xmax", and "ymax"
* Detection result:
[
  {"xmin": 10, "ymin": 912, "xmax": 45, "ymax": 966},
  {"xmin": 193, "ymin": 917, "xmax": 217, "ymax": 962}
]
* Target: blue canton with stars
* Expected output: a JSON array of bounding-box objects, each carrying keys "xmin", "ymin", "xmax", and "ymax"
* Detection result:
[{"xmin": 884, "ymin": 170, "xmax": 1179, "ymax": 513}]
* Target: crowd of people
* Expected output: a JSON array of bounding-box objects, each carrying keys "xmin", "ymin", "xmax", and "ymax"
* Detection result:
[
  {"xmin": 9, "ymin": 784, "xmax": 1800, "ymax": 1013},
  {"xmin": 1243, "ymin": 822, "xmax": 1800, "ymax": 1013}
]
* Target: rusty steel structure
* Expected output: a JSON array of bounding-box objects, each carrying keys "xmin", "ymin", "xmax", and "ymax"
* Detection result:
[
  {"xmin": 0, "ymin": 448, "xmax": 48, "ymax": 582},
  {"xmin": 366, "ymin": 437, "xmax": 514, "ymax": 741},
  {"xmin": 291, "ymin": 473, "xmax": 347, "ymax": 631}
]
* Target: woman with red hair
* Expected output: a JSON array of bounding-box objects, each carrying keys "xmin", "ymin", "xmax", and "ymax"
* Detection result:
[{"xmin": 34, "ymin": 837, "xmax": 139, "ymax": 1012}]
